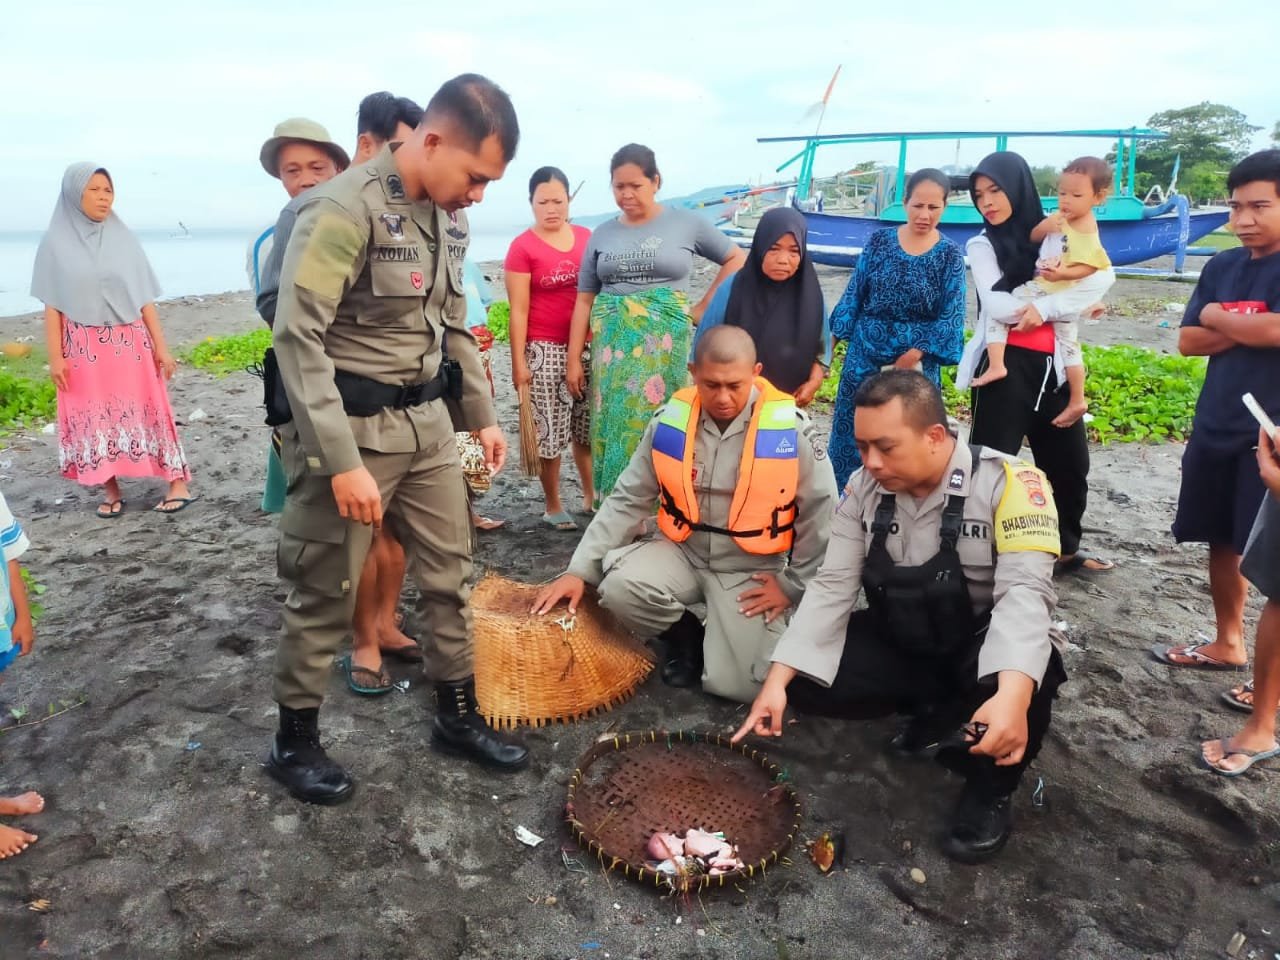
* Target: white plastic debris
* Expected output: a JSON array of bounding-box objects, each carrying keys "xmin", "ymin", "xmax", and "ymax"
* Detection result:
[
  {"xmin": 514, "ymin": 825, "xmax": 544, "ymax": 847},
  {"xmin": 1164, "ymin": 302, "xmax": 1185, "ymax": 312},
  {"xmin": 41, "ymin": 423, "xmax": 56, "ymax": 435},
  {"xmin": 188, "ymin": 408, "xmax": 208, "ymax": 421}
]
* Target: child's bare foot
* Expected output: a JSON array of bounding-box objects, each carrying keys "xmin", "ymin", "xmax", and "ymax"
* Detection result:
[
  {"xmin": 971, "ymin": 365, "xmax": 1007, "ymax": 387},
  {"xmin": 0, "ymin": 792, "xmax": 44, "ymax": 816},
  {"xmin": 0, "ymin": 824, "xmax": 38, "ymax": 859},
  {"xmin": 1052, "ymin": 398, "xmax": 1089, "ymax": 428}
]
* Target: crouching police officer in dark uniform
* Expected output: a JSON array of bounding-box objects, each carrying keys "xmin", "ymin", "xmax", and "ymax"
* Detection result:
[
  {"xmin": 733, "ymin": 370, "xmax": 1066, "ymax": 862},
  {"xmin": 266, "ymin": 74, "xmax": 528, "ymax": 805}
]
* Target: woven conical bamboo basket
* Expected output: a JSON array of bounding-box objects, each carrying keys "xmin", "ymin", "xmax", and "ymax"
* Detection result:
[{"xmin": 473, "ymin": 575, "xmax": 654, "ymax": 729}]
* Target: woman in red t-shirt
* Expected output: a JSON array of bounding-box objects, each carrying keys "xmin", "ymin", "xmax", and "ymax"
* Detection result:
[{"xmin": 505, "ymin": 167, "xmax": 594, "ymax": 530}]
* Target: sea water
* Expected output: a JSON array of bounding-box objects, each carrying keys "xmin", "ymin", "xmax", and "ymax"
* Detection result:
[{"xmin": 0, "ymin": 226, "xmax": 520, "ymax": 319}]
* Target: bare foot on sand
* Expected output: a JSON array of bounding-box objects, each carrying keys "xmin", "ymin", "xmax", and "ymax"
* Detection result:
[
  {"xmin": 0, "ymin": 824, "xmax": 38, "ymax": 859},
  {"xmin": 971, "ymin": 364, "xmax": 1007, "ymax": 388},
  {"xmin": 0, "ymin": 792, "xmax": 45, "ymax": 816},
  {"xmin": 1052, "ymin": 399, "xmax": 1089, "ymax": 428}
]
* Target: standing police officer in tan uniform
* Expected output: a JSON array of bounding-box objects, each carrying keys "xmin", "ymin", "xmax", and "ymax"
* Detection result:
[
  {"xmin": 266, "ymin": 74, "xmax": 527, "ymax": 805},
  {"xmin": 734, "ymin": 371, "xmax": 1067, "ymax": 863}
]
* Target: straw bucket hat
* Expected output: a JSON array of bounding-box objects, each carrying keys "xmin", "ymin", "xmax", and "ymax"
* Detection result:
[
  {"xmin": 472, "ymin": 575, "xmax": 654, "ymax": 729},
  {"xmin": 259, "ymin": 117, "xmax": 350, "ymax": 178}
]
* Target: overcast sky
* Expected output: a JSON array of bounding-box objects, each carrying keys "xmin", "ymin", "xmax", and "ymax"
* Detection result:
[{"xmin": 2, "ymin": 0, "xmax": 1274, "ymax": 234}]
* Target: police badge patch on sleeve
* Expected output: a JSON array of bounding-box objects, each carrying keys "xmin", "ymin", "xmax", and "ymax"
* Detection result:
[
  {"xmin": 993, "ymin": 462, "xmax": 1060, "ymax": 555},
  {"xmin": 802, "ymin": 422, "xmax": 827, "ymax": 460}
]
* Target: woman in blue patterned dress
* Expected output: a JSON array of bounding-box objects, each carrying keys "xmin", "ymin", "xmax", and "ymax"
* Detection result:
[{"xmin": 828, "ymin": 168, "xmax": 966, "ymax": 487}]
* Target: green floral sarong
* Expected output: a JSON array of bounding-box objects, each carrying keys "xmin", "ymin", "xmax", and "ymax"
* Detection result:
[{"xmin": 589, "ymin": 287, "xmax": 692, "ymax": 506}]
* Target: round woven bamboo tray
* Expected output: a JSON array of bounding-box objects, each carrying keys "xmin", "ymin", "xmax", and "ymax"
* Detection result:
[
  {"xmin": 472, "ymin": 576, "xmax": 654, "ymax": 729},
  {"xmin": 566, "ymin": 730, "xmax": 801, "ymax": 894}
]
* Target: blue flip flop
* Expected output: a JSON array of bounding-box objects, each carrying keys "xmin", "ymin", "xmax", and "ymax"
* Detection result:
[
  {"xmin": 336, "ymin": 655, "xmax": 393, "ymax": 696},
  {"xmin": 1202, "ymin": 737, "xmax": 1280, "ymax": 777}
]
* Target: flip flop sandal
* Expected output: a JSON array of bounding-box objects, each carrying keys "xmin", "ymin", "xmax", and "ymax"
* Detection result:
[
  {"xmin": 153, "ymin": 496, "xmax": 199, "ymax": 514},
  {"xmin": 541, "ymin": 511, "xmax": 579, "ymax": 531},
  {"xmin": 1150, "ymin": 640, "xmax": 1249, "ymax": 672},
  {"xmin": 96, "ymin": 499, "xmax": 126, "ymax": 519},
  {"xmin": 1054, "ymin": 551, "xmax": 1114, "ymax": 577},
  {"xmin": 1223, "ymin": 682, "xmax": 1255, "ymax": 713},
  {"xmin": 1221, "ymin": 682, "xmax": 1280, "ymax": 714},
  {"xmin": 473, "ymin": 515, "xmax": 505, "ymax": 531},
  {"xmin": 381, "ymin": 637, "xmax": 425, "ymax": 664},
  {"xmin": 1201, "ymin": 737, "xmax": 1280, "ymax": 777},
  {"xmin": 337, "ymin": 655, "xmax": 393, "ymax": 696}
]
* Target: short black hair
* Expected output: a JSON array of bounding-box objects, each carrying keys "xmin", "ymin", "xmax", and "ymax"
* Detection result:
[
  {"xmin": 357, "ymin": 91, "xmax": 424, "ymax": 141},
  {"xmin": 610, "ymin": 143, "xmax": 659, "ymax": 180},
  {"xmin": 854, "ymin": 370, "xmax": 948, "ymax": 432},
  {"xmin": 693, "ymin": 324, "xmax": 756, "ymax": 367},
  {"xmin": 425, "ymin": 73, "xmax": 519, "ymax": 163},
  {"xmin": 905, "ymin": 167, "xmax": 951, "ymax": 203},
  {"xmin": 528, "ymin": 165, "xmax": 569, "ymax": 201},
  {"xmin": 1227, "ymin": 149, "xmax": 1280, "ymax": 196}
]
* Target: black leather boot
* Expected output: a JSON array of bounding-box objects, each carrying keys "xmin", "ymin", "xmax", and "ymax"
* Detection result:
[
  {"xmin": 658, "ymin": 611, "xmax": 705, "ymax": 688},
  {"xmin": 264, "ymin": 706, "xmax": 355, "ymax": 806},
  {"xmin": 940, "ymin": 780, "xmax": 1014, "ymax": 864},
  {"xmin": 432, "ymin": 677, "xmax": 529, "ymax": 770}
]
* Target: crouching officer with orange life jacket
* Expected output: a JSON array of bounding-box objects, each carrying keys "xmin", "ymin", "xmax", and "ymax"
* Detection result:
[
  {"xmin": 532, "ymin": 325, "xmax": 837, "ymax": 704},
  {"xmin": 732, "ymin": 370, "xmax": 1067, "ymax": 864}
]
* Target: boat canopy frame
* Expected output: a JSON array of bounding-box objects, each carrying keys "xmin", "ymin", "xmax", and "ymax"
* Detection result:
[{"xmin": 758, "ymin": 128, "xmax": 1169, "ymax": 203}]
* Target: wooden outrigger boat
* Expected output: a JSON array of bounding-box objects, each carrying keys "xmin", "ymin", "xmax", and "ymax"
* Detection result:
[{"xmin": 731, "ymin": 128, "xmax": 1228, "ymax": 270}]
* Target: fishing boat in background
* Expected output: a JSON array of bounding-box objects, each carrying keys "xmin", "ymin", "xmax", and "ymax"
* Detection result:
[{"xmin": 731, "ymin": 128, "xmax": 1229, "ymax": 270}]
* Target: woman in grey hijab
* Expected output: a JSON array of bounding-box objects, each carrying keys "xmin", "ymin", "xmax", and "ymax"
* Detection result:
[{"xmin": 31, "ymin": 163, "xmax": 194, "ymax": 517}]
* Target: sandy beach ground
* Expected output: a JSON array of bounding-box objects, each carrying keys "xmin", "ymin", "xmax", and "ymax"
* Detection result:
[{"xmin": 0, "ymin": 263, "xmax": 1276, "ymax": 960}]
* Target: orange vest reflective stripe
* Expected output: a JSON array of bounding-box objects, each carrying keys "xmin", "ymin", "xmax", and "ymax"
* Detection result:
[{"xmin": 651, "ymin": 378, "xmax": 799, "ymax": 555}]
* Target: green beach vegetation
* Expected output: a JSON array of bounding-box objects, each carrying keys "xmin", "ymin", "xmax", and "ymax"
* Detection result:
[
  {"xmin": 105, "ymin": 320, "xmax": 1209, "ymax": 448},
  {"xmin": 0, "ymin": 347, "xmax": 56, "ymax": 438},
  {"xmin": 815, "ymin": 340, "xmax": 1204, "ymax": 444},
  {"xmin": 182, "ymin": 328, "xmax": 272, "ymax": 377}
]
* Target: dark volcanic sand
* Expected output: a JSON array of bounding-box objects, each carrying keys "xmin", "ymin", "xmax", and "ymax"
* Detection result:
[{"xmin": 0, "ymin": 268, "xmax": 1275, "ymax": 959}]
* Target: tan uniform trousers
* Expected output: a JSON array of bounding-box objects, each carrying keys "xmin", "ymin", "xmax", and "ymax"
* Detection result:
[
  {"xmin": 272, "ymin": 418, "xmax": 473, "ymax": 709},
  {"xmin": 596, "ymin": 538, "xmax": 785, "ymax": 705}
]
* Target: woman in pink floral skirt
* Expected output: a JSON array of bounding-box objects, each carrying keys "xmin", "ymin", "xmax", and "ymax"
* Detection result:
[{"xmin": 31, "ymin": 163, "xmax": 193, "ymax": 518}]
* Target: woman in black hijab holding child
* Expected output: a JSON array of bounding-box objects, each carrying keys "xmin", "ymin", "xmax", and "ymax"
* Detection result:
[{"xmin": 961, "ymin": 151, "xmax": 1116, "ymax": 575}]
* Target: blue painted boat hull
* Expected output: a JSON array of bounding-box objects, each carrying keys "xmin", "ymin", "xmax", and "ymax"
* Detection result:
[{"xmin": 793, "ymin": 209, "xmax": 1230, "ymax": 268}]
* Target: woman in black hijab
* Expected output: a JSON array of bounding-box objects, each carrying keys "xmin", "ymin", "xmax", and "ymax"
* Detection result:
[
  {"xmin": 691, "ymin": 207, "xmax": 828, "ymax": 402},
  {"xmin": 960, "ymin": 151, "xmax": 1115, "ymax": 574}
]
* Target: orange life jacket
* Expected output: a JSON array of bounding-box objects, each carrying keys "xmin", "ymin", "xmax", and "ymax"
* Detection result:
[{"xmin": 651, "ymin": 378, "xmax": 799, "ymax": 555}]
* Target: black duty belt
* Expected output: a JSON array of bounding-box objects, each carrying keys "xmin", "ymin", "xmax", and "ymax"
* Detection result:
[{"xmin": 334, "ymin": 366, "xmax": 450, "ymax": 417}]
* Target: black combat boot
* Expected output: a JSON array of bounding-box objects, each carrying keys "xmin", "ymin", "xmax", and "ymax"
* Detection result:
[
  {"xmin": 431, "ymin": 677, "xmax": 529, "ymax": 770},
  {"xmin": 658, "ymin": 611, "xmax": 705, "ymax": 688},
  {"xmin": 940, "ymin": 780, "xmax": 1014, "ymax": 864},
  {"xmin": 264, "ymin": 706, "xmax": 355, "ymax": 806}
]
